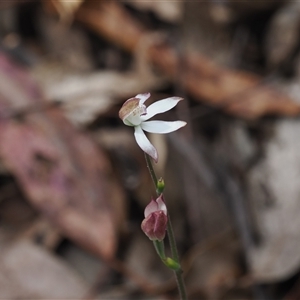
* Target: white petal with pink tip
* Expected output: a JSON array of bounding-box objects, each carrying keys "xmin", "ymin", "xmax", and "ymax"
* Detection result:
[
  {"xmin": 141, "ymin": 120, "xmax": 187, "ymax": 134},
  {"xmin": 136, "ymin": 93, "xmax": 151, "ymax": 104},
  {"xmin": 144, "ymin": 199, "xmax": 159, "ymax": 217},
  {"xmin": 141, "ymin": 97, "xmax": 183, "ymax": 121},
  {"xmin": 156, "ymin": 197, "xmax": 167, "ymax": 215},
  {"xmin": 134, "ymin": 126, "xmax": 158, "ymax": 162}
]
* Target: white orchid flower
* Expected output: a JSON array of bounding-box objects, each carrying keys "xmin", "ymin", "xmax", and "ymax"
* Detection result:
[{"xmin": 119, "ymin": 93, "xmax": 186, "ymax": 162}]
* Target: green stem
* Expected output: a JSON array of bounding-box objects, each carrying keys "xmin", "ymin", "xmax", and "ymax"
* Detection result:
[
  {"xmin": 153, "ymin": 240, "xmax": 166, "ymax": 260},
  {"xmin": 144, "ymin": 153, "xmax": 187, "ymax": 300},
  {"xmin": 166, "ymin": 215, "xmax": 179, "ymax": 263},
  {"xmin": 144, "ymin": 153, "xmax": 158, "ymax": 187},
  {"xmin": 175, "ymin": 269, "xmax": 187, "ymax": 300}
]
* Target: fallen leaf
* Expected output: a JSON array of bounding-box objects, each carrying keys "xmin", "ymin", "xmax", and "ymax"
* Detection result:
[
  {"xmin": 50, "ymin": 0, "xmax": 84, "ymax": 22},
  {"xmin": 0, "ymin": 237, "xmax": 89, "ymax": 298},
  {"xmin": 75, "ymin": 1, "xmax": 300, "ymax": 119},
  {"xmin": 123, "ymin": 0, "xmax": 182, "ymax": 23},
  {"xmin": 0, "ymin": 53, "xmax": 118, "ymax": 260},
  {"xmin": 247, "ymin": 119, "xmax": 300, "ymax": 282}
]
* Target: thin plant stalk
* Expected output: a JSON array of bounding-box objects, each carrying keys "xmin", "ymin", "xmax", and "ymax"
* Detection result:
[
  {"xmin": 145, "ymin": 153, "xmax": 158, "ymax": 188},
  {"xmin": 144, "ymin": 153, "xmax": 187, "ymax": 300}
]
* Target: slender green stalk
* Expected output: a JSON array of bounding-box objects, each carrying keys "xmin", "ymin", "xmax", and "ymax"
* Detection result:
[
  {"xmin": 174, "ymin": 269, "xmax": 187, "ymax": 300},
  {"xmin": 144, "ymin": 153, "xmax": 158, "ymax": 186},
  {"xmin": 153, "ymin": 240, "xmax": 166, "ymax": 259},
  {"xmin": 166, "ymin": 216, "xmax": 179, "ymax": 262},
  {"xmin": 144, "ymin": 153, "xmax": 187, "ymax": 300}
]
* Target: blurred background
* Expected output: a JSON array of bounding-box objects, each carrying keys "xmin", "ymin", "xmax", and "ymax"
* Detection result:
[{"xmin": 1, "ymin": 0, "xmax": 300, "ymax": 299}]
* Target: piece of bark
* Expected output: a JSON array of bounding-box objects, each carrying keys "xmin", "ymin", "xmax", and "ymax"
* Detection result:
[
  {"xmin": 0, "ymin": 53, "xmax": 119, "ymax": 260},
  {"xmin": 75, "ymin": 1, "xmax": 300, "ymax": 119}
]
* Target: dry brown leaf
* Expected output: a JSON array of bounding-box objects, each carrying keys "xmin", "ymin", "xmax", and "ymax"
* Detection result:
[
  {"xmin": 50, "ymin": 0, "xmax": 84, "ymax": 22},
  {"xmin": 184, "ymin": 237, "xmax": 241, "ymax": 299},
  {"xmin": 265, "ymin": 2, "xmax": 300, "ymax": 68},
  {"xmin": 31, "ymin": 21, "xmax": 166, "ymax": 125},
  {"xmin": 0, "ymin": 0, "xmax": 31, "ymax": 9},
  {"xmin": 247, "ymin": 119, "xmax": 300, "ymax": 282},
  {"xmin": 75, "ymin": 1, "xmax": 300, "ymax": 119},
  {"xmin": 123, "ymin": 0, "xmax": 182, "ymax": 23},
  {"xmin": 32, "ymin": 64, "xmax": 164, "ymax": 125},
  {"xmin": 0, "ymin": 53, "xmax": 118, "ymax": 260},
  {"xmin": 0, "ymin": 237, "xmax": 89, "ymax": 298}
]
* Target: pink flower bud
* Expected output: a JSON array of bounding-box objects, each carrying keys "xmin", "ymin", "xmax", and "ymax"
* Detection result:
[{"xmin": 141, "ymin": 195, "xmax": 168, "ymax": 241}]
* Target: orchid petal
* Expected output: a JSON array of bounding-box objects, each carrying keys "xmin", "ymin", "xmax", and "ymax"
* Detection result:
[
  {"xmin": 141, "ymin": 120, "xmax": 187, "ymax": 134},
  {"xmin": 144, "ymin": 199, "xmax": 159, "ymax": 217},
  {"xmin": 153, "ymin": 211, "xmax": 168, "ymax": 241},
  {"xmin": 134, "ymin": 126, "xmax": 158, "ymax": 162},
  {"xmin": 156, "ymin": 196, "xmax": 167, "ymax": 215},
  {"xmin": 136, "ymin": 92, "xmax": 151, "ymax": 104},
  {"xmin": 141, "ymin": 211, "xmax": 167, "ymax": 241},
  {"xmin": 141, "ymin": 97, "xmax": 183, "ymax": 121}
]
